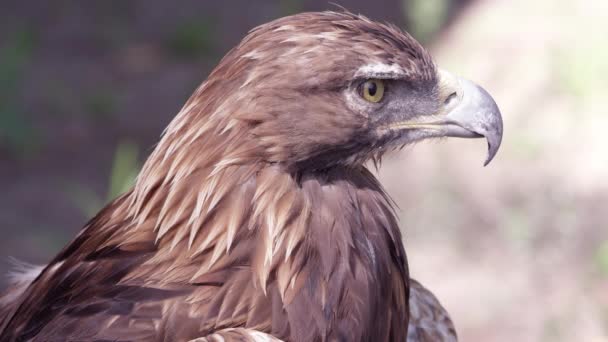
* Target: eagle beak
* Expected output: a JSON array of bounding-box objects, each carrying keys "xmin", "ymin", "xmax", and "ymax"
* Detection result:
[
  {"xmin": 380, "ymin": 70, "xmax": 503, "ymax": 165},
  {"xmin": 438, "ymin": 70, "xmax": 503, "ymax": 166}
]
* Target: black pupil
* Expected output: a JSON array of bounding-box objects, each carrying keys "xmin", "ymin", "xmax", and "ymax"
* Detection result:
[{"xmin": 367, "ymin": 82, "xmax": 377, "ymax": 96}]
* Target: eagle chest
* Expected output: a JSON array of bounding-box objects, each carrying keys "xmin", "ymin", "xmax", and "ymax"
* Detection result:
[{"xmin": 277, "ymin": 176, "xmax": 409, "ymax": 342}]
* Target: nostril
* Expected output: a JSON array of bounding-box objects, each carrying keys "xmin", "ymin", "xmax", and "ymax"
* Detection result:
[{"xmin": 444, "ymin": 92, "xmax": 458, "ymax": 107}]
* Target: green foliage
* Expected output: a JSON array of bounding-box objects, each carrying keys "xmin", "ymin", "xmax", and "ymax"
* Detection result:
[
  {"xmin": 83, "ymin": 90, "xmax": 117, "ymax": 121},
  {"xmin": 404, "ymin": 0, "xmax": 450, "ymax": 43},
  {"xmin": 107, "ymin": 141, "xmax": 139, "ymax": 200},
  {"xmin": 23, "ymin": 227, "xmax": 72, "ymax": 254},
  {"xmin": 0, "ymin": 28, "xmax": 39, "ymax": 156},
  {"xmin": 595, "ymin": 239, "xmax": 608, "ymax": 276},
  {"xmin": 278, "ymin": 0, "xmax": 303, "ymax": 16},
  {"xmin": 0, "ymin": 106, "xmax": 38, "ymax": 156},
  {"xmin": 166, "ymin": 20, "xmax": 215, "ymax": 59},
  {"xmin": 0, "ymin": 29, "xmax": 35, "ymax": 90},
  {"xmin": 69, "ymin": 141, "xmax": 140, "ymax": 216},
  {"xmin": 541, "ymin": 317, "xmax": 562, "ymax": 342},
  {"xmin": 554, "ymin": 24, "xmax": 608, "ymax": 101}
]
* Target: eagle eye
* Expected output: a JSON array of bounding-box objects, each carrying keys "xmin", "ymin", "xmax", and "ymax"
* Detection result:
[{"xmin": 361, "ymin": 79, "xmax": 385, "ymax": 103}]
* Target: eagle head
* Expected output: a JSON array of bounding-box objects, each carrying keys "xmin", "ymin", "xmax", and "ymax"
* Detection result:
[{"xmin": 181, "ymin": 11, "xmax": 503, "ymax": 172}]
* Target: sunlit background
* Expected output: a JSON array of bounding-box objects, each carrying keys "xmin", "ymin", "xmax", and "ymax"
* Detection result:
[{"xmin": 1, "ymin": 0, "xmax": 607, "ymax": 340}]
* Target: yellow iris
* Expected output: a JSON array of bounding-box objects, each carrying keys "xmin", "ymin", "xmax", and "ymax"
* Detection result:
[{"xmin": 362, "ymin": 79, "xmax": 385, "ymax": 103}]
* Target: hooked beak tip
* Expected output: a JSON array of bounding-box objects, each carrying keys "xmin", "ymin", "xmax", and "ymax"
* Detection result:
[{"xmin": 484, "ymin": 136, "xmax": 501, "ymax": 166}]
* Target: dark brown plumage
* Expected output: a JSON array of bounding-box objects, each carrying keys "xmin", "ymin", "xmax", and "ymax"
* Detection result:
[{"xmin": 0, "ymin": 11, "xmax": 501, "ymax": 342}]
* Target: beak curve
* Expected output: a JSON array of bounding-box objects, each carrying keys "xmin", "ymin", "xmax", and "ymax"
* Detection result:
[{"xmin": 439, "ymin": 71, "xmax": 503, "ymax": 166}]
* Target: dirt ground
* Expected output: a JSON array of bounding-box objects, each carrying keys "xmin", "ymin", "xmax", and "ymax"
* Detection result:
[{"xmin": 1, "ymin": 0, "xmax": 606, "ymax": 341}]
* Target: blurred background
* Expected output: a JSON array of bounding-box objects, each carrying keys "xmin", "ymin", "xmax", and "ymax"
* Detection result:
[{"xmin": 1, "ymin": 0, "xmax": 606, "ymax": 340}]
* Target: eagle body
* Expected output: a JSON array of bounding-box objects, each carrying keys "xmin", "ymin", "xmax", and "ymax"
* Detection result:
[
  {"xmin": 0, "ymin": 167, "xmax": 408, "ymax": 341},
  {"xmin": 1, "ymin": 10, "xmax": 502, "ymax": 342}
]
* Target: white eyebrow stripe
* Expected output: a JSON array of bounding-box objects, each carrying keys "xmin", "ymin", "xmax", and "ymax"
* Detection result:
[{"xmin": 355, "ymin": 63, "xmax": 405, "ymax": 78}]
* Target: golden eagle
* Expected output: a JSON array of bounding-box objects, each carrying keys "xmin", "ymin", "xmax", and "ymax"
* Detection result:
[{"xmin": 0, "ymin": 11, "xmax": 502, "ymax": 341}]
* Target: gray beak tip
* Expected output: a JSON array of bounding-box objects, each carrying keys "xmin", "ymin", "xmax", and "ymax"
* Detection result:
[
  {"xmin": 483, "ymin": 143, "xmax": 497, "ymax": 166},
  {"xmin": 483, "ymin": 130, "xmax": 502, "ymax": 166},
  {"xmin": 483, "ymin": 157, "xmax": 492, "ymax": 167},
  {"xmin": 480, "ymin": 90, "xmax": 503, "ymax": 167}
]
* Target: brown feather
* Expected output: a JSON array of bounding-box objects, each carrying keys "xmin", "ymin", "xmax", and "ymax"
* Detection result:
[
  {"xmin": 0, "ymin": 10, "xmax": 455, "ymax": 342},
  {"xmin": 408, "ymin": 280, "xmax": 458, "ymax": 342}
]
